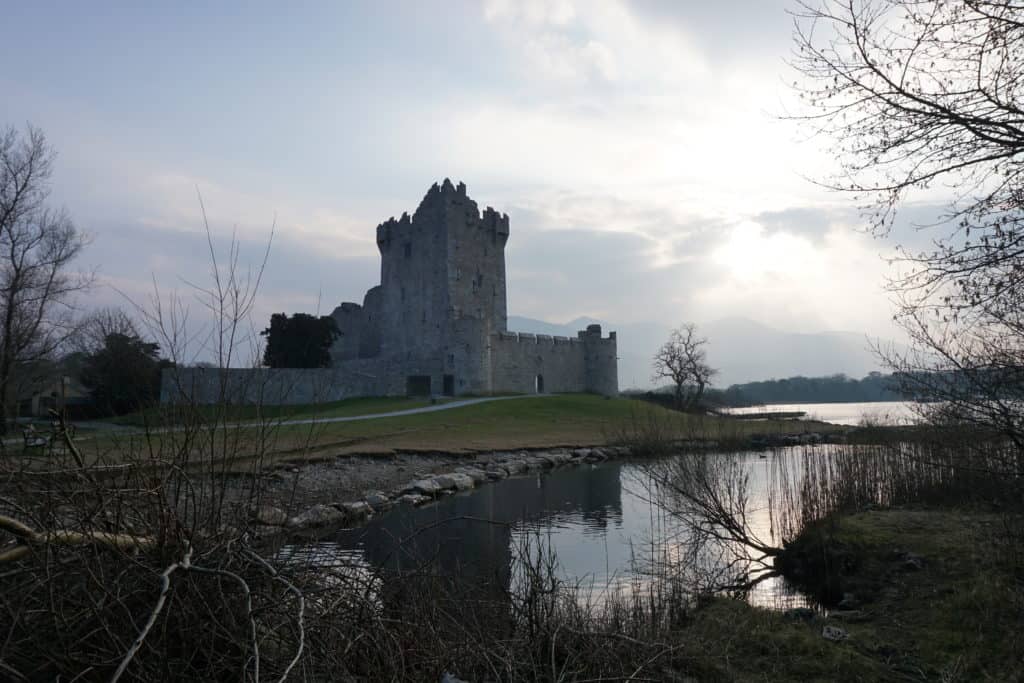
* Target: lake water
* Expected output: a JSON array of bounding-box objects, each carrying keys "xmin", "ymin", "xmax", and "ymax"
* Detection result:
[
  {"xmin": 286, "ymin": 451, "xmax": 817, "ymax": 610},
  {"xmin": 725, "ymin": 400, "xmax": 920, "ymax": 426}
]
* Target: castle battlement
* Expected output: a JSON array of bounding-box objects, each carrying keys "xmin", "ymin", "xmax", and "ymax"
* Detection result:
[
  {"xmin": 491, "ymin": 329, "xmax": 614, "ymax": 348},
  {"xmin": 573, "ymin": 325, "xmax": 617, "ymax": 345}
]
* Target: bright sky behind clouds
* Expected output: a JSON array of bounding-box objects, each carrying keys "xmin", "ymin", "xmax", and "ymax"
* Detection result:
[{"xmin": 0, "ymin": 0, "xmax": 910, "ymax": 343}]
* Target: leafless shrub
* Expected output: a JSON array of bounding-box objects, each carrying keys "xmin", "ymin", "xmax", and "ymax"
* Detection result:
[
  {"xmin": 632, "ymin": 451, "xmax": 784, "ymax": 597},
  {"xmin": 0, "ymin": 204, "xmax": 345, "ymax": 680}
]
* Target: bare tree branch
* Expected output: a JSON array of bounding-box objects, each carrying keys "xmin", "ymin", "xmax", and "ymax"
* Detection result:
[{"xmin": 652, "ymin": 323, "xmax": 718, "ymax": 411}]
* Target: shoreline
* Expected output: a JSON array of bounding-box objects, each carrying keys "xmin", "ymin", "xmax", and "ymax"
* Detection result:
[
  {"xmin": 246, "ymin": 425, "xmax": 850, "ymax": 538},
  {"xmin": 248, "ymin": 444, "xmax": 630, "ymax": 535}
]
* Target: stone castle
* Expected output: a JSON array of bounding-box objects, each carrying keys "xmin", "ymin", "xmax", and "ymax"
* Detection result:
[
  {"xmin": 327, "ymin": 179, "xmax": 617, "ymax": 397},
  {"xmin": 162, "ymin": 180, "xmax": 617, "ymax": 404}
]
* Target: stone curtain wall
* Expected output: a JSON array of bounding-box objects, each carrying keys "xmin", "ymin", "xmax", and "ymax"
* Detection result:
[
  {"xmin": 160, "ymin": 363, "xmax": 385, "ymax": 406},
  {"xmin": 488, "ymin": 333, "xmax": 588, "ymax": 394},
  {"xmin": 162, "ymin": 325, "xmax": 618, "ymax": 405},
  {"xmin": 487, "ymin": 326, "xmax": 618, "ymax": 396}
]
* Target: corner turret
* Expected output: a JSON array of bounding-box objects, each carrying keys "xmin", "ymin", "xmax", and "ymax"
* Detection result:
[
  {"xmin": 482, "ymin": 207, "xmax": 510, "ymax": 246},
  {"xmin": 579, "ymin": 324, "xmax": 618, "ymax": 396}
]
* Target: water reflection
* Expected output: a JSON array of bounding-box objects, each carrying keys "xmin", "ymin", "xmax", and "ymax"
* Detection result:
[{"xmin": 288, "ymin": 450, "xmax": 818, "ymax": 610}]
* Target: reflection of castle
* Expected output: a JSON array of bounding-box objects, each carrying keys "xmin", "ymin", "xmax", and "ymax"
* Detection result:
[
  {"xmin": 161, "ymin": 181, "xmax": 618, "ymax": 405},
  {"xmin": 335, "ymin": 464, "xmax": 624, "ymax": 589}
]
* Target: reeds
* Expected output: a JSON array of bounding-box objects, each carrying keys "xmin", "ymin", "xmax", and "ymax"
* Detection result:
[{"xmin": 769, "ymin": 433, "xmax": 1023, "ymax": 542}]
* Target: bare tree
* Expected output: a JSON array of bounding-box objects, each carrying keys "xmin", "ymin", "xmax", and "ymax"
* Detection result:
[
  {"xmin": 74, "ymin": 306, "xmax": 139, "ymax": 356},
  {"xmin": 791, "ymin": 1, "xmax": 1024, "ymax": 457},
  {"xmin": 652, "ymin": 323, "xmax": 717, "ymax": 411},
  {"xmin": 0, "ymin": 125, "xmax": 90, "ymax": 432},
  {"xmin": 633, "ymin": 452, "xmax": 783, "ymax": 595}
]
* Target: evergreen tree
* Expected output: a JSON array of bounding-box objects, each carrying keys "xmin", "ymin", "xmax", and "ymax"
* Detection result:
[
  {"xmin": 260, "ymin": 313, "xmax": 340, "ymax": 368},
  {"xmin": 81, "ymin": 333, "xmax": 167, "ymax": 415}
]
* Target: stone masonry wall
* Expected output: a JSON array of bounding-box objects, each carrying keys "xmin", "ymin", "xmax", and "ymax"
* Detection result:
[
  {"xmin": 581, "ymin": 325, "xmax": 619, "ymax": 396},
  {"xmin": 161, "ymin": 362, "xmax": 384, "ymax": 406},
  {"xmin": 162, "ymin": 323, "xmax": 617, "ymax": 405},
  {"xmin": 489, "ymin": 325, "xmax": 618, "ymax": 396},
  {"xmin": 489, "ymin": 333, "xmax": 587, "ymax": 394}
]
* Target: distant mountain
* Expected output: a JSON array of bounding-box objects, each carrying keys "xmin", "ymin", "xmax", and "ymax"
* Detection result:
[{"xmin": 506, "ymin": 315, "xmax": 899, "ymax": 390}]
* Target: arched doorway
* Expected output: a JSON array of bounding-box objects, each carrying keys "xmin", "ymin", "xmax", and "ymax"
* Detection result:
[{"xmin": 535, "ymin": 374, "xmax": 544, "ymax": 394}]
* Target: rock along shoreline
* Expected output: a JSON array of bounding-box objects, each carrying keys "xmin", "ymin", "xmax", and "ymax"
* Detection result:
[
  {"xmin": 248, "ymin": 429, "xmax": 844, "ymax": 539},
  {"xmin": 249, "ymin": 445, "xmax": 630, "ymax": 538}
]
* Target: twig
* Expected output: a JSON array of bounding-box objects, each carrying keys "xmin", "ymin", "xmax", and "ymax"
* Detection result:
[
  {"xmin": 245, "ymin": 549, "xmax": 305, "ymax": 682},
  {"xmin": 0, "ymin": 659, "xmax": 28, "ymax": 682},
  {"xmin": 189, "ymin": 563, "xmax": 260, "ymax": 681},
  {"xmin": 109, "ymin": 543, "xmax": 193, "ymax": 683},
  {"xmin": 627, "ymin": 643, "xmax": 682, "ymax": 681}
]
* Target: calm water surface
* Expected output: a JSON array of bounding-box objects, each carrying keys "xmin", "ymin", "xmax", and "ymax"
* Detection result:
[
  {"xmin": 725, "ymin": 400, "xmax": 919, "ymax": 426},
  {"xmin": 289, "ymin": 451, "xmax": 818, "ymax": 609}
]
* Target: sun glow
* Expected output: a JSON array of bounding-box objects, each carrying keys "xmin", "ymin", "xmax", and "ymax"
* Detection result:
[{"xmin": 712, "ymin": 221, "xmax": 817, "ymax": 281}]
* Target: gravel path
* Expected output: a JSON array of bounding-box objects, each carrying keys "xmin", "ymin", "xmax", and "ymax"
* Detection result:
[{"xmin": 265, "ymin": 394, "xmax": 548, "ymax": 427}]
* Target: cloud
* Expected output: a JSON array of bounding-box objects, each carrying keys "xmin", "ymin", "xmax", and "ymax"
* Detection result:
[
  {"xmin": 1, "ymin": 0, "xmax": 917, "ymax": 353},
  {"xmin": 87, "ymin": 220, "xmax": 379, "ymax": 347},
  {"xmin": 501, "ymin": 194, "xmax": 899, "ymax": 338},
  {"xmin": 482, "ymin": 0, "xmax": 710, "ymax": 90},
  {"xmin": 484, "ymin": 0, "xmax": 577, "ymax": 26},
  {"xmin": 693, "ymin": 218, "xmax": 895, "ymax": 336}
]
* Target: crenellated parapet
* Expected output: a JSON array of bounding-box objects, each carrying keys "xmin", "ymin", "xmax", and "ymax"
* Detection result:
[
  {"xmin": 481, "ymin": 206, "xmax": 510, "ymax": 246},
  {"xmin": 577, "ymin": 323, "xmax": 616, "ymax": 342},
  {"xmin": 490, "ymin": 331, "xmax": 583, "ymax": 346},
  {"xmin": 375, "ymin": 212, "xmax": 411, "ymax": 252},
  {"xmin": 373, "ymin": 178, "xmax": 510, "ymax": 249}
]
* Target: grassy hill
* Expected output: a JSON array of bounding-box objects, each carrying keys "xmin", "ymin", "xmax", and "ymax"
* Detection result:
[{"xmin": 67, "ymin": 394, "xmax": 838, "ymax": 472}]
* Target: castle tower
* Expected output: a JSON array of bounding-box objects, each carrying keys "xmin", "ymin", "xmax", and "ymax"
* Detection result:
[
  {"xmin": 373, "ymin": 179, "xmax": 509, "ymax": 393},
  {"xmin": 581, "ymin": 324, "xmax": 619, "ymax": 396}
]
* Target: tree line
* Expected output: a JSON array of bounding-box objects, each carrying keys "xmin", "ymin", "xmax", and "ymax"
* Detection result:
[{"xmin": 710, "ymin": 372, "xmax": 903, "ymax": 407}]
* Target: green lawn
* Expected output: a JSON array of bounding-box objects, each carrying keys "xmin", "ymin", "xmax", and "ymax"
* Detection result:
[
  {"xmin": 60, "ymin": 394, "xmax": 839, "ymax": 473},
  {"xmin": 213, "ymin": 392, "xmax": 832, "ymax": 456},
  {"xmin": 759, "ymin": 508, "xmax": 1023, "ymax": 681}
]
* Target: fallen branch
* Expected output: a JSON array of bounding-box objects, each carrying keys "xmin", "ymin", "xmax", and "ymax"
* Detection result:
[{"xmin": 0, "ymin": 514, "xmax": 156, "ymax": 563}]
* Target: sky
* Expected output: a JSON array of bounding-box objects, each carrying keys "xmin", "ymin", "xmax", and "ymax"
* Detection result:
[{"xmin": 0, "ymin": 0, "xmax": 929, "ymax": 363}]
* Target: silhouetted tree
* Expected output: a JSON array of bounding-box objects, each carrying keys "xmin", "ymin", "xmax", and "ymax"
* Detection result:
[
  {"xmin": 0, "ymin": 125, "xmax": 90, "ymax": 432},
  {"xmin": 653, "ymin": 323, "xmax": 717, "ymax": 411},
  {"xmin": 76, "ymin": 307, "xmax": 139, "ymax": 356},
  {"xmin": 260, "ymin": 313, "xmax": 339, "ymax": 368},
  {"xmin": 80, "ymin": 333, "xmax": 168, "ymax": 415},
  {"xmin": 792, "ymin": 1, "xmax": 1024, "ymax": 460}
]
